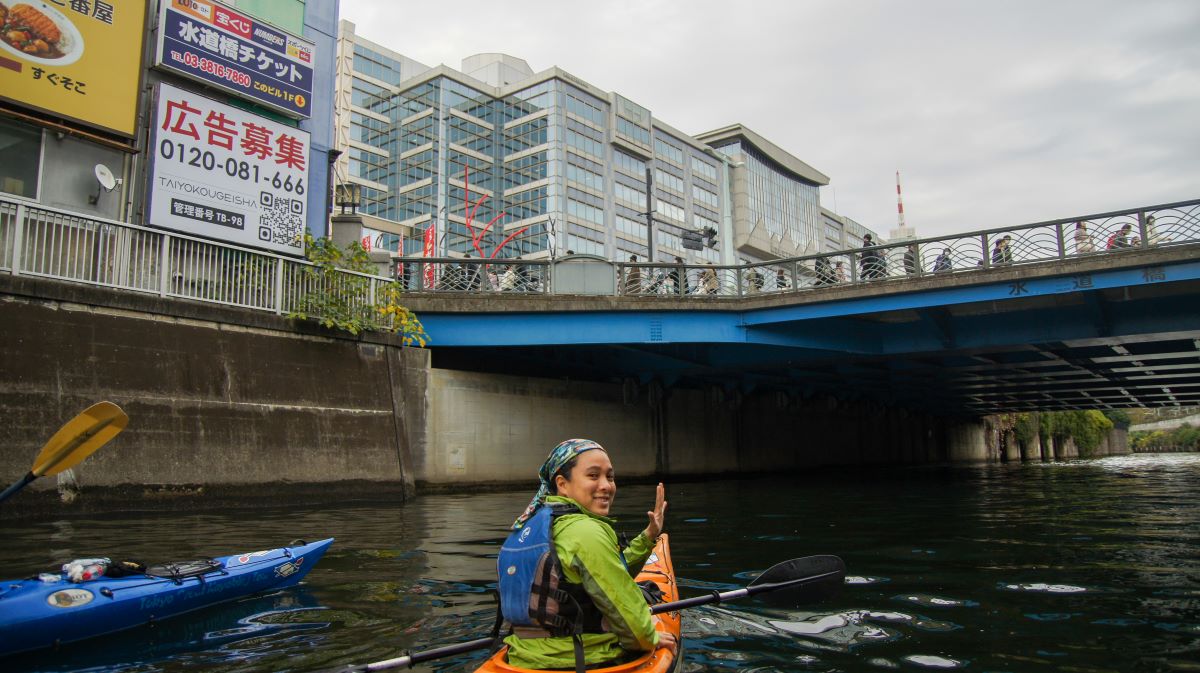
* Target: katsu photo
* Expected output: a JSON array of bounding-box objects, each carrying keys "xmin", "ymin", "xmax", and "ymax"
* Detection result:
[{"xmin": 0, "ymin": 2, "xmax": 79, "ymax": 61}]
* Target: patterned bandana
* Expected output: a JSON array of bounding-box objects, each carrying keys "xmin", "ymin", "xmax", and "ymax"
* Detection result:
[{"xmin": 512, "ymin": 438, "xmax": 606, "ymax": 529}]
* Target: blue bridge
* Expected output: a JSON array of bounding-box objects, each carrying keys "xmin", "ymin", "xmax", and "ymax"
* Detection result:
[{"xmin": 401, "ymin": 199, "xmax": 1200, "ymax": 415}]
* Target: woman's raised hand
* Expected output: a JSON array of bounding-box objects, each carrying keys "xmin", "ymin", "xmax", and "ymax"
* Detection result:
[{"xmin": 644, "ymin": 482, "xmax": 667, "ymax": 540}]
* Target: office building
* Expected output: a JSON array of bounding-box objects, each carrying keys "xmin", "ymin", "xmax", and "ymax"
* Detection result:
[{"xmin": 334, "ymin": 24, "xmax": 871, "ymax": 264}]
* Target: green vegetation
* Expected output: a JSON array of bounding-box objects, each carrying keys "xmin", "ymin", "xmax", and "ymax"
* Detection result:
[
  {"xmin": 288, "ymin": 233, "xmax": 428, "ymax": 345},
  {"xmin": 1102, "ymin": 409, "xmax": 1132, "ymax": 427},
  {"xmin": 1131, "ymin": 424, "xmax": 1200, "ymax": 452},
  {"xmin": 1038, "ymin": 410, "xmax": 1114, "ymax": 456},
  {"xmin": 1003, "ymin": 410, "xmax": 1119, "ymax": 458}
]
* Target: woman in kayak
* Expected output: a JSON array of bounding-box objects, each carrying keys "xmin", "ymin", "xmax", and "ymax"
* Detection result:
[{"xmin": 501, "ymin": 438, "xmax": 677, "ymax": 670}]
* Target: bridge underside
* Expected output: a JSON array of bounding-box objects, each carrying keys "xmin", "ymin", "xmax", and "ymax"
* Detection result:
[{"xmin": 421, "ymin": 256, "xmax": 1200, "ymax": 415}]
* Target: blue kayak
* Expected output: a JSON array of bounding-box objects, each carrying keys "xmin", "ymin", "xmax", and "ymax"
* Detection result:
[{"xmin": 0, "ymin": 538, "xmax": 333, "ymax": 658}]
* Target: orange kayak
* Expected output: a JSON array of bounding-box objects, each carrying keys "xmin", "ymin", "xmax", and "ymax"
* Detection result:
[{"xmin": 476, "ymin": 533, "xmax": 682, "ymax": 673}]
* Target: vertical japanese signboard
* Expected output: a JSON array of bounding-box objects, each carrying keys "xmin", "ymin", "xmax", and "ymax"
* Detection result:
[
  {"xmin": 0, "ymin": 0, "xmax": 146, "ymax": 136},
  {"xmin": 154, "ymin": 0, "xmax": 314, "ymax": 118},
  {"xmin": 148, "ymin": 83, "xmax": 308, "ymax": 255}
]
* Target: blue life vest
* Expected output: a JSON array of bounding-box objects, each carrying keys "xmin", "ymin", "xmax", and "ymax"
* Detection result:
[
  {"xmin": 498, "ymin": 502, "xmax": 615, "ymax": 673},
  {"xmin": 499, "ymin": 502, "xmax": 604, "ymax": 631}
]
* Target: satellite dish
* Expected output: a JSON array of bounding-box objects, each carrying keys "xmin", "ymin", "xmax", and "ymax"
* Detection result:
[{"xmin": 94, "ymin": 164, "xmax": 116, "ymax": 192}]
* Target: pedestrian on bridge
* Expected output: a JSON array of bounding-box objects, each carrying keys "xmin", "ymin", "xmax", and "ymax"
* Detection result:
[
  {"xmin": 814, "ymin": 256, "xmax": 835, "ymax": 285},
  {"xmin": 1074, "ymin": 221, "xmax": 1096, "ymax": 254},
  {"xmin": 903, "ymin": 244, "xmax": 922, "ymax": 275},
  {"xmin": 991, "ymin": 235, "xmax": 1013, "ymax": 265},
  {"xmin": 669, "ymin": 256, "xmax": 687, "ymax": 295},
  {"xmin": 933, "ymin": 249, "xmax": 953, "ymax": 273},
  {"xmin": 624, "ymin": 255, "xmax": 643, "ymax": 295},
  {"xmin": 775, "ymin": 268, "xmax": 790, "ymax": 291},
  {"xmin": 859, "ymin": 234, "xmax": 885, "ymax": 280},
  {"xmin": 1107, "ymin": 224, "xmax": 1133, "ymax": 250},
  {"xmin": 701, "ymin": 264, "xmax": 718, "ymax": 294}
]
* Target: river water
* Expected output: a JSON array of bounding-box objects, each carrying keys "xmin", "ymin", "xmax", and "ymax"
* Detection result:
[{"xmin": 2, "ymin": 453, "xmax": 1198, "ymax": 672}]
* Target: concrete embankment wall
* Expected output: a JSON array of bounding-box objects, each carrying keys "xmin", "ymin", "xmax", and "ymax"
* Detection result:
[
  {"xmin": 2, "ymin": 275, "xmax": 999, "ymax": 515},
  {"xmin": 0, "ymin": 276, "xmax": 426, "ymax": 518},
  {"xmin": 418, "ymin": 368, "xmax": 983, "ymax": 488}
]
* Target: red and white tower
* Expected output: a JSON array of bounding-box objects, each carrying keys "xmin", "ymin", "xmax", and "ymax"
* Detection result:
[{"xmin": 889, "ymin": 170, "xmax": 916, "ymax": 241}]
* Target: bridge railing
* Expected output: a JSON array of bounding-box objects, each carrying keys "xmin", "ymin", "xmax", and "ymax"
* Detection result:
[
  {"xmin": 3, "ymin": 195, "xmax": 1199, "ymax": 311},
  {"xmin": 606, "ymin": 198, "xmax": 1200, "ymax": 297}
]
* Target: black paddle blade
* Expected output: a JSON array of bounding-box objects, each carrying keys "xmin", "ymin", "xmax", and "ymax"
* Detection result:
[{"xmin": 748, "ymin": 554, "xmax": 845, "ymax": 607}]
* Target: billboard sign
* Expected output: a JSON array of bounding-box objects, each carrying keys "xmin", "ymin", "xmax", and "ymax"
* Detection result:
[
  {"xmin": 0, "ymin": 0, "xmax": 147, "ymax": 136},
  {"xmin": 154, "ymin": 0, "xmax": 314, "ymax": 118},
  {"xmin": 148, "ymin": 83, "xmax": 308, "ymax": 256}
]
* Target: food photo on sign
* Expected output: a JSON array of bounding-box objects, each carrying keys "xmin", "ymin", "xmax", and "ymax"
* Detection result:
[
  {"xmin": 0, "ymin": 0, "xmax": 142, "ymax": 136},
  {"xmin": 0, "ymin": 1, "xmax": 85, "ymax": 64}
]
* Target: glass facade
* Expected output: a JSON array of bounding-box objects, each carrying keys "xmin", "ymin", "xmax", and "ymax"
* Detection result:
[
  {"xmin": 338, "ymin": 41, "xmax": 844, "ymax": 265},
  {"xmin": 716, "ymin": 140, "xmax": 821, "ymax": 257}
]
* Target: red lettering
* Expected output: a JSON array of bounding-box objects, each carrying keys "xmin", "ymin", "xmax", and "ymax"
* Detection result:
[{"xmin": 161, "ymin": 99, "xmax": 201, "ymax": 140}]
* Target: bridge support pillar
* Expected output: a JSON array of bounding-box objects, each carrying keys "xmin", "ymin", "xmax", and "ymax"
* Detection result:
[{"xmin": 944, "ymin": 419, "xmax": 988, "ymax": 462}]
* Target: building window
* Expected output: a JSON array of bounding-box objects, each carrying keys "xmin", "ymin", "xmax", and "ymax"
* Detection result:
[
  {"xmin": 613, "ymin": 149, "xmax": 646, "ymax": 177},
  {"xmin": 655, "ymin": 200, "xmax": 685, "ymax": 223},
  {"xmin": 566, "ymin": 163, "xmax": 604, "ymax": 192},
  {"xmin": 616, "ymin": 117, "xmax": 650, "ymax": 146},
  {"xmin": 654, "ymin": 168, "xmax": 684, "ymax": 194},
  {"xmin": 654, "ymin": 136, "xmax": 684, "ymax": 165},
  {"xmin": 613, "ymin": 183, "xmax": 646, "ymax": 210},
  {"xmin": 691, "ymin": 155, "xmax": 718, "ymax": 183},
  {"xmin": 566, "ymin": 129, "xmax": 604, "ymax": 158},
  {"xmin": 692, "ymin": 184, "xmax": 718, "ymax": 209},
  {"xmin": 566, "ymin": 233, "xmax": 604, "ymax": 256},
  {"xmin": 565, "ymin": 91, "xmax": 606, "ymax": 127},
  {"xmin": 0, "ymin": 118, "xmax": 41, "ymax": 198},
  {"xmin": 567, "ymin": 198, "xmax": 604, "ymax": 225},
  {"xmin": 615, "ymin": 214, "xmax": 647, "ymax": 240}
]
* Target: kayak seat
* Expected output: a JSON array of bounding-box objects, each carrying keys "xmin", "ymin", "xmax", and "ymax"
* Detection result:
[{"xmin": 145, "ymin": 558, "xmax": 224, "ymax": 584}]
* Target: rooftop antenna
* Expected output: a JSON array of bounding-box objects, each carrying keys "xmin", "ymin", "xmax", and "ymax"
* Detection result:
[{"xmin": 896, "ymin": 170, "xmax": 906, "ymax": 231}]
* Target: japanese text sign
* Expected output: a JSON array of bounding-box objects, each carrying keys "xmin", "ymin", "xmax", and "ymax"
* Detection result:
[
  {"xmin": 154, "ymin": 0, "xmax": 314, "ymax": 118},
  {"xmin": 0, "ymin": 0, "xmax": 146, "ymax": 136},
  {"xmin": 148, "ymin": 83, "xmax": 308, "ymax": 256}
]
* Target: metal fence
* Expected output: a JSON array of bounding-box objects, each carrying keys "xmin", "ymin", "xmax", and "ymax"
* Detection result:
[
  {"xmin": 3, "ymin": 196, "xmax": 1199, "ymax": 314},
  {"xmin": 0, "ymin": 196, "xmax": 393, "ymax": 325},
  {"xmin": 602, "ymin": 198, "xmax": 1200, "ymax": 298}
]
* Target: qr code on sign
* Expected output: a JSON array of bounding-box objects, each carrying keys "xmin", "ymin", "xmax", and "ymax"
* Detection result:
[{"xmin": 258, "ymin": 192, "xmax": 304, "ymax": 246}]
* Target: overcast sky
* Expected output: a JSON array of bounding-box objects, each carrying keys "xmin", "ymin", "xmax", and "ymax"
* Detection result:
[{"xmin": 341, "ymin": 0, "xmax": 1200, "ymax": 239}]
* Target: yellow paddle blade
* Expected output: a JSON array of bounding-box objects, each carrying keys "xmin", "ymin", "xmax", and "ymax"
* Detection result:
[{"xmin": 31, "ymin": 402, "xmax": 128, "ymax": 477}]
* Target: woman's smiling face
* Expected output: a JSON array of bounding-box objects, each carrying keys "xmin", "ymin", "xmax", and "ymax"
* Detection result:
[{"xmin": 555, "ymin": 450, "xmax": 615, "ymax": 516}]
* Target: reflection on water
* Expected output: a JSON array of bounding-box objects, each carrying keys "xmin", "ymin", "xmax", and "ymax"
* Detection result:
[{"xmin": 1, "ymin": 454, "xmax": 1198, "ymax": 671}]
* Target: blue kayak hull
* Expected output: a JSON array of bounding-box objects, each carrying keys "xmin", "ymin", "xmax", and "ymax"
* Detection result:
[{"xmin": 0, "ymin": 537, "xmax": 333, "ymax": 658}]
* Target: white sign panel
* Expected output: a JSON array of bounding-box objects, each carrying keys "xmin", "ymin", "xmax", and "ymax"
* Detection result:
[{"xmin": 148, "ymin": 82, "xmax": 308, "ymax": 255}]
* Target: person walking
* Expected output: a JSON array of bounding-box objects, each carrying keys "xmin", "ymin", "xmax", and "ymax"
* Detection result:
[
  {"xmin": 859, "ymin": 234, "xmax": 885, "ymax": 280},
  {"xmin": 933, "ymin": 249, "xmax": 953, "ymax": 273},
  {"xmin": 991, "ymin": 235, "xmax": 1013, "ymax": 265},
  {"xmin": 668, "ymin": 256, "xmax": 688, "ymax": 295},
  {"xmin": 701, "ymin": 264, "xmax": 718, "ymax": 295},
  {"xmin": 623, "ymin": 255, "xmax": 642, "ymax": 294},
  {"xmin": 814, "ymin": 257, "xmax": 834, "ymax": 285},
  {"xmin": 1074, "ymin": 221, "xmax": 1095, "ymax": 254},
  {"xmin": 775, "ymin": 268, "xmax": 790, "ymax": 291},
  {"xmin": 1107, "ymin": 224, "xmax": 1133, "ymax": 250},
  {"xmin": 903, "ymin": 244, "xmax": 922, "ymax": 275}
]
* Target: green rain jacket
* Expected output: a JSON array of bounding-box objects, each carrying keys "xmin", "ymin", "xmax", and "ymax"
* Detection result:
[{"xmin": 504, "ymin": 495, "xmax": 659, "ymax": 669}]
